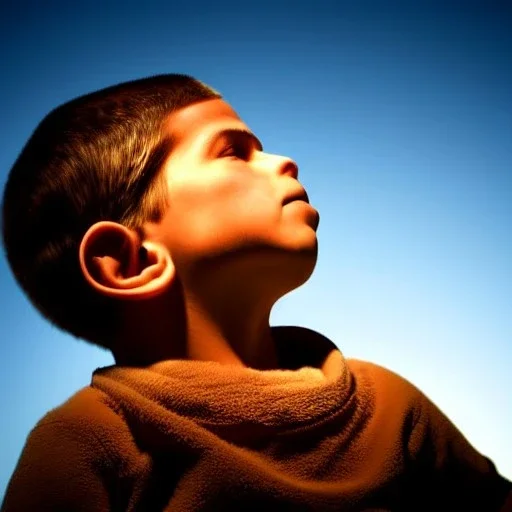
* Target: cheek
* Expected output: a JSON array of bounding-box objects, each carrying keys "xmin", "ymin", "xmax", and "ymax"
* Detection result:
[
  {"xmin": 214, "ymin": 173, "xmax": 279, "ymax": 226},
  {"xmin": 167, "ymin": 171, "xmax": 280, "ymax": 253}
]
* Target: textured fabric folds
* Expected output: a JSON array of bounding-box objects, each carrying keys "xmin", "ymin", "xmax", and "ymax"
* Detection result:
[{"xmin": 2, "ymin": 326, "xmax": 511, "ymax": 511}]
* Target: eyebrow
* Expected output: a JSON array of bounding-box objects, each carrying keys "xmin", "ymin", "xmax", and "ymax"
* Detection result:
[{"xmin": 205, "ymin": 128, "xmax": 263, "ymax": 154}]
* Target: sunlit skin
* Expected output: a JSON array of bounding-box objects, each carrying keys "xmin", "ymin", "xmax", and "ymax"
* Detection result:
[{"xmin": 79, "ymin": 98, "xmax": 320, "ymax": 370}]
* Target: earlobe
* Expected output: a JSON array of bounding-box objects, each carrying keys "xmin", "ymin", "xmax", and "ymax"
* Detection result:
[{"xmin": 79, "ymin": 221, "xmax": 174, "ymax": 300}]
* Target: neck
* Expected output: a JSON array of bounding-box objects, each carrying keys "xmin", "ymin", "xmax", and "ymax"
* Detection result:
[
  {"xmin": 113, "ymin": 282, "xmax": 280, "ymax": 370},
  {"xmin": 185, "ymin": 295, "xmax": 278, "ymax": 370}
]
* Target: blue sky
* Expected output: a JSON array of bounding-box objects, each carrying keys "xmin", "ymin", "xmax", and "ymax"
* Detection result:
[{"xmin": 0, "ymin": 0, "xmax": 511, "ymax": 497}]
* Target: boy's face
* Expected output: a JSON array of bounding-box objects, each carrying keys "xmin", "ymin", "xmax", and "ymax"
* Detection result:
[{"xmin": 144, "ymin": 98, "xmax": 319, "ymax": 299}]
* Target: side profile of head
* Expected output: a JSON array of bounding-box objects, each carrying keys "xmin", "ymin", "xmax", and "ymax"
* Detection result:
[{"xmin": 2, "ymin": 74, "xmax": 319, "ymax": 357}]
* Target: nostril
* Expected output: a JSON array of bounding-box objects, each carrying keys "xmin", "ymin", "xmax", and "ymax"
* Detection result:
[{"xmin": 281, "ymin": 159, "xmax": 298, "ymax": 179}]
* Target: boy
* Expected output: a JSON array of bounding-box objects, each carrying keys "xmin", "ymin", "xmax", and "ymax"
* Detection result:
[{"xmin": 1, "ymin": 74, "xmax": 511, "ymax": 511}]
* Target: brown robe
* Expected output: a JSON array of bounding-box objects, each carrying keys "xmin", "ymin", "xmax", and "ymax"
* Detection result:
[{"xmin": 2, "ymin": 326, "xmax": 511, "ymax": 511}]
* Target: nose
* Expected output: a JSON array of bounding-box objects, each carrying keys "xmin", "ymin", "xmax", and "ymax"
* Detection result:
[
  {"xmin": 261, "ymin": 153, "xmax": 298, "ymax": 179},
  {"xmin": 279, "ymin": 157, "xmax": 299, "ymax": 179}
]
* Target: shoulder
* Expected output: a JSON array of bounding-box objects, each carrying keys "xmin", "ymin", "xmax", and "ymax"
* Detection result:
[
  {"xmin": 344, "ymin": 358, "xmax": 452, "ymax": 447},
  {"xmin": 344, "ymin": 358, "xmax": 426, "ymax": 452},
  {"xmin": 345, "ymin": 358, "xmax": 468, "ymax": 444},
  {"xmin": 346, "ymin": 358, "xmax": 425, "ymax": 403},
  {"xmin": 14, "ymin": 386, "xmax": 122, "ymax": 469},
  {"xmin": 30, "ymin": 384, "xmax": 136, "ymax": 465},
  {"xmin": 36, "ymin": 385, "xmax": 121, "ymax": 438},
  {"xmin": 1, "ymin": 386, "xmax": 119, "ymax": 511},
  {"xmin": 345, "ymin": 359, "xmax": 512, "ymax": 510}
]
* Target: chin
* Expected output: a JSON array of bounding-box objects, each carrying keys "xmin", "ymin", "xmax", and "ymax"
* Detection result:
[
  {"xmin": 273, "ymin": 249, "xmax": 318, "ymax": 299},
  {"xmin": 284, "ymin": 223, "xmax": 319, "ymax": 254}
]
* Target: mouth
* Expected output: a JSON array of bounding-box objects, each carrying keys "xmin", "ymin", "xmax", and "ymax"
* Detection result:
[{"xmin": 283, "ymin": 188, "xmax": 310, "ymax": 205}]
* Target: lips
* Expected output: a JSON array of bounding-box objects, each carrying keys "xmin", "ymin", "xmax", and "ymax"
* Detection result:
[{"xmin": 283, "ymin": 188, "xmax": 310, "ymax": 205}]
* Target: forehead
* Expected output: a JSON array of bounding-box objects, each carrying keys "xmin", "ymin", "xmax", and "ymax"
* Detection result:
[{"xmin": 165, "ymin": 98, "xmax": 248, "ymax": 155}]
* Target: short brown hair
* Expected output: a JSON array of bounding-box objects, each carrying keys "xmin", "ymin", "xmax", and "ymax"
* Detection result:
[{"xmin": 2, "ymin": 74, "xmax": 221, "ymax": 349}]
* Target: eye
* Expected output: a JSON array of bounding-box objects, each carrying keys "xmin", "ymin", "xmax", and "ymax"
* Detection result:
[{"xmin": 220, "ymin": 142, "xmax": 250, "ymax": 160}]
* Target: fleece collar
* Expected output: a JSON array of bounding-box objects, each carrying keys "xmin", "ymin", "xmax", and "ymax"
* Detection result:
[{"xmin": 92, "ymin": 326, "xmax": 352, "ymax": 436}]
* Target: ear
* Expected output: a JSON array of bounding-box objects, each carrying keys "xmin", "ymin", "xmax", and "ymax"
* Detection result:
[{"xmin": 79, "ymin": 221, "xmax": 174, "ymax": 300}]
